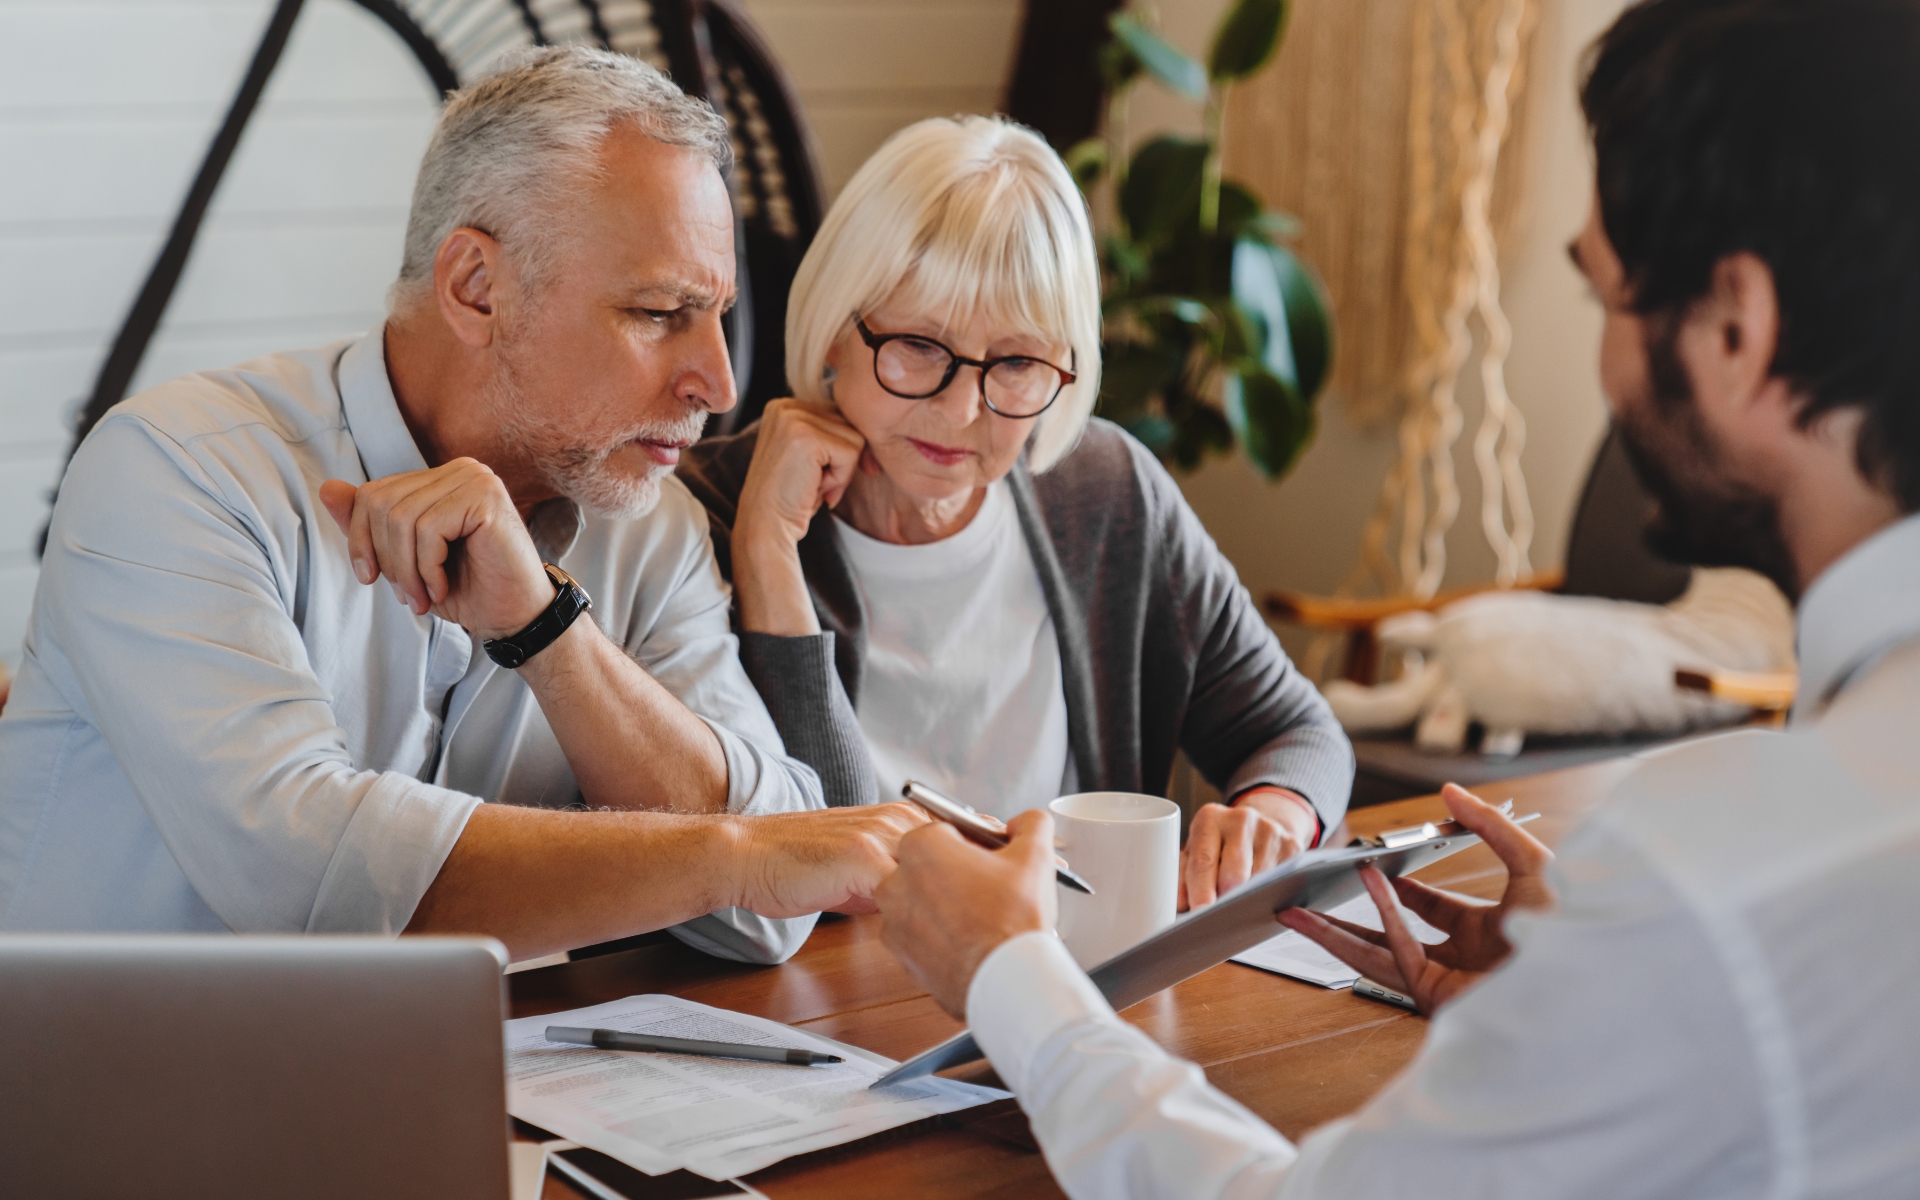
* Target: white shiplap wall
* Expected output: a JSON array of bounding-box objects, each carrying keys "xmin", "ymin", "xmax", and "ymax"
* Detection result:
[
  {"xmin": 0, "ymin": 0, "xmax": 1022, "ymax": 664},
  {"xmin": 0, "ymin": 0, "xmax": 440, "ymax": 664}
]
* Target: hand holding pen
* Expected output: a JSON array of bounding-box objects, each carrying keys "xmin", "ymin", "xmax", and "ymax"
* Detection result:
[{"xmin": 900, "ymin": 781, "xmax": 1094, "ymax": 895}]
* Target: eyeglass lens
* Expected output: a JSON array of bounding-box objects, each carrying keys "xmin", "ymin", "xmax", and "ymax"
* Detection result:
[{"xmin": 874, "ymin": 336, "xmax": 1063, "ymax": 417}]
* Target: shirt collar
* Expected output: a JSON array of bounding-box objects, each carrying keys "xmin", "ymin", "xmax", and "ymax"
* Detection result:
[
  {"xmin": 336, "ymin": 329, "xmax": 586, "ymax": 561},
  {"xmin": 338, "ymin": 328, "xmax": 429, "ymax": 483},
  {"xmin": 528, "ymin": 498, "xmax": 584, "ymax": 561},
  {"xmin": 1792, "ymin": 511, "xmax": 1920, "ymax": 723}
]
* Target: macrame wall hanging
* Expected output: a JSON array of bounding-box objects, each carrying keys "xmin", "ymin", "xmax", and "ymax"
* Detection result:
[{"xmin": 1223, "ymin": 0, "xmax": 1540, "ymax": 607}]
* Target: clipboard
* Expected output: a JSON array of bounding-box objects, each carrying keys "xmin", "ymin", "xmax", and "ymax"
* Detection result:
[{"xmin": 871, "ymin": 815, "xmax": 1508, "ymax": 1089}]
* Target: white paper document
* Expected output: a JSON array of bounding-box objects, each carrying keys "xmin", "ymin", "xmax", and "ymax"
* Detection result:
[
  {"xmin": 1231, "ymin": 892, "xmax": 1450, "ymax": 988},
  {"xmin": 505, "ymin": 994, "xmax": 1008, "ymax": 1181},
  {"xmin": 507, "ymin": 1141, "xmax": 548, "ymax": 1200}
]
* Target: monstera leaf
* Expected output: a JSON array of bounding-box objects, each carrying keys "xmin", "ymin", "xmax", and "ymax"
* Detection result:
[
  {"xmin": 1231, "ymin": 238, "xmax": 1332, "ymax": 405},
  {"xmin": 1084, "ymin": 2, "xmax": 1331, "ymax": 483},
  {"xmin": 1209, "ymin": 0, "xmax": 1289, "ymax": 82},
  {"xmin": 1222, "ymin": 367, "xmax": 1315, "ymax": 479},
  {"xmin": 1109, "ymin": 13, "xmax": 1208, "ymax": 100},
  {"xmin": 1119, "ymin": 136, "xmax": 1209, "ymax": 247}
]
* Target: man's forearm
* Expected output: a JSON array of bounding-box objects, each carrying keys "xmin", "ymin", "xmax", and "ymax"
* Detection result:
[
  {"xmin": 406, "ymin": 796, "xmax": 923, "ymax": 960},
  {"xmin": 404, "ymin": 802, "xmax": 742, "ymax": 959},
  {"xmin": 514, "ymin": 616, "xmax": 730, "ymax": 811}
]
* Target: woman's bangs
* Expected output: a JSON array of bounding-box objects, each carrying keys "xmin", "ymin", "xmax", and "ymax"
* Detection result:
[{"xmin": 884, "ymin": 179, "xmax": 1076, "ymax": 353}]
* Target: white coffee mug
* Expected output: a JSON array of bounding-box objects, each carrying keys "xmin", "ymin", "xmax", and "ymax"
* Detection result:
[{"xmin": 1049, "ymin": 792, "xmax": 1181, "ymax": 969}]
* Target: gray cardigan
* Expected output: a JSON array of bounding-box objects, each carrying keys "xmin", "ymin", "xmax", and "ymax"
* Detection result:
[{"xmin": 676, "ymin": 418, "xmax": 1355, "ymax": 835}]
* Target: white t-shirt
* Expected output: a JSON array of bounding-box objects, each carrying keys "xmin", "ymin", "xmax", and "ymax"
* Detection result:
[{"xmin": 835, "ymin": 481, "xmax": 1075, "ymax": 819}]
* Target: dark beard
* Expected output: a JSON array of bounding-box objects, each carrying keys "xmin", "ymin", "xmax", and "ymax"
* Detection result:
[{"xmin": 1613, "ymin": 321, "xmax": 1801, "ymax": 598}]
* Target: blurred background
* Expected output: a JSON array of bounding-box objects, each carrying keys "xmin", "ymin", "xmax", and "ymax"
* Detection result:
[{"xmin": 0, "ymin": 0, "xmax": 1631, "ymax": 673}]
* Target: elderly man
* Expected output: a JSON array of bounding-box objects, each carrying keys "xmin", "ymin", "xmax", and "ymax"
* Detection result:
[
  {"xmin": 0, "ymin": 47, "xmax": 922, "ymax": 963},
  {"xmin": 876, "ymin": 0, "xmax": 1920, "ymax": 1194}
]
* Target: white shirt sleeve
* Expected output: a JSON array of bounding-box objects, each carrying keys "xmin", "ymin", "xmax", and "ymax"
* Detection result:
[
  {"xmin": 966, "ymin": 814, "xmax": 1775, "ymax": 1200},
  {"xmin": 968, "ymin": 931, "xmax": 1300, "ymax": 1199}
]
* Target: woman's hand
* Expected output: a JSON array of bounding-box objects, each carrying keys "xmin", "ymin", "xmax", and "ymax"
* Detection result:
[
  {"xmin": 1179, "ymin": 787, "xmax": 1317, "ymax": 911},
  {"xmin": 1277, "ymin": 783, "xmax": 1555, "ymax": 1014},
  {"xmin": 733, "ymin": 399, "xmax": 869, "ymax": 635}
]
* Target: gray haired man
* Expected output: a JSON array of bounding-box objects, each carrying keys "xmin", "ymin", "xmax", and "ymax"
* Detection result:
[{"xmin": 0, "ymin": 47, "xmax": 923, "ymax": 961}]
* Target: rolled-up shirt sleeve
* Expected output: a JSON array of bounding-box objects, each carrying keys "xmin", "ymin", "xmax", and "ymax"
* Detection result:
[{"xmin": 38, "ymin": 416, "xmax": 479, "ymax": 933}]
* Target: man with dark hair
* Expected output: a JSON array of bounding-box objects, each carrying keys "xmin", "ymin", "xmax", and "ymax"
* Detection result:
[{"xmin": 871, "ymin": 1, "xmax": 1920, "ymax": 1194}]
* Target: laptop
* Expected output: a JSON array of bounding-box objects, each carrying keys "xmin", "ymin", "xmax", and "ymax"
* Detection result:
[{"xmin": 0, "ymin": 935, "xmax": 512, "ymax": 1199}]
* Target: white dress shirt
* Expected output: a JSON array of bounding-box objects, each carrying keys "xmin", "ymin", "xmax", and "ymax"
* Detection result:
[
  {"xmin": 835, "ymin": 480, "xmax": 1076, "ymax": 818},
  {"xmin": 0, "ymin": 332, "xmax": 822, "ymax": 963},
  {"xmin": 968, "ymin": 513, "xmax": 1920, "ymax": 1198}
]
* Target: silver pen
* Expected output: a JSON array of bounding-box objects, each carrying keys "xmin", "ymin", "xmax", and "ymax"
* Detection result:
[{"xmin": 901, "ymin": 780, "xmax": 1095, "ymax": 895}]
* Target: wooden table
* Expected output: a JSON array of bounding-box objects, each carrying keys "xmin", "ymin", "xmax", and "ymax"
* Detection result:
[{"xmin": 510, "ymin": 757, "xmax": 1638, "ymax": 1197}]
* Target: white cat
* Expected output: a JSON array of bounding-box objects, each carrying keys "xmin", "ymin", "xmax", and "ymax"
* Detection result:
[{"xmin": 1324, "ymin": 567, "xmax": 1795, "ymax": 756}]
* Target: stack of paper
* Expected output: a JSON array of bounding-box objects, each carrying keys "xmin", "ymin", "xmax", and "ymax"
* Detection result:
[
  {"xmin": 505, "ymin": 995, "xmax": 1008, "ymax": 1182},
  {"xmin": 1231, "ymin": 893, "xmax": 1449, "ymax": 988}
]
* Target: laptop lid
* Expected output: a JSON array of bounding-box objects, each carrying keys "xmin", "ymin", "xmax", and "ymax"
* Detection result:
[{"xmin": 0, "ymin": 935, "xmax": 511, "ymax": 1199}]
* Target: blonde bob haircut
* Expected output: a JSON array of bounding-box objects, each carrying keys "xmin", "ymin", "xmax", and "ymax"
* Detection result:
[{"xmin": 785, "ymin": 115, "xmax": 1102, "ymax": 473}]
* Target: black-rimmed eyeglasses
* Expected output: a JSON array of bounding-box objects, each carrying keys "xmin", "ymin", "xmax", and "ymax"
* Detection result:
[{"xmin": 855, "ymin": 317, "xmax": 1076, "ymax": 419}]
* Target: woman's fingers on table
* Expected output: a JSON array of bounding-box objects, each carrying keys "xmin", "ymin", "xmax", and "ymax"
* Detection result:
[
  {"xmin": 1180, "ymin": 802, "xmax": 1262, "ymax": 910},
  {"xmin": 1179, "ymin": 813, "xmax": 1219, "ymax": 910}
]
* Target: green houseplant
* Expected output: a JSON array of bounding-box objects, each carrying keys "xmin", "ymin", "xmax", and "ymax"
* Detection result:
[{"xmin": 1071, "ymin": 0, "xmax": 1332, "ymax": 479}]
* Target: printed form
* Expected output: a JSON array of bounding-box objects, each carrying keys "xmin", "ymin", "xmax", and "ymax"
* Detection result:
[{"xmin": 505, "ymin": 995, "xmax": 1008, "ymax": 1181}]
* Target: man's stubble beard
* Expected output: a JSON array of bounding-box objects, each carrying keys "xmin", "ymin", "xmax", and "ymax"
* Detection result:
[
  {"xmin": 1614, "ymin": 319, "xmax": 1800, "ymax": 598},
  {"xmin": 486, "ymin": 339, "xmax": 707, "ymax": 522}
]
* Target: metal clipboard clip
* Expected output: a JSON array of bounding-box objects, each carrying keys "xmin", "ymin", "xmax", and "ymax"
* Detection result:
[{"xmin": 1352, "ymin": 799, "xmax": 1539, "ymax": 850}]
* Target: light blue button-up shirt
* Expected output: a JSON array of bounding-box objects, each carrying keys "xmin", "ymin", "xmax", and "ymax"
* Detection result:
[{"xmin": 0, "ymin": 332, "xmax": 822, "ymax": 961}]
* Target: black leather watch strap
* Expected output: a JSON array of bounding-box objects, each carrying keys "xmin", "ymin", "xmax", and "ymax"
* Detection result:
[{"xmin": 483, "ymin": 564, "xmax": 592, "ymax": 669}]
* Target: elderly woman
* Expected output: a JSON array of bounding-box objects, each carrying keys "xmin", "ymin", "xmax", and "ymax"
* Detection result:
[{"xmin": 679, "ymin": 116, "xmax": 1353, "ymax": 908}]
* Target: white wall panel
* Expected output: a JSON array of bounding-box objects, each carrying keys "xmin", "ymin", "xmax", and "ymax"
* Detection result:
[
  {"xmin": 0, "ymin": 456, "xmax": 63, "ymax": 560},
  {"xmin": 0, "ymin": 565, "xmax": 39, "ymax": 662},
  {"xmin": 0, "ymin": 0, "xmax": 441, "ymax": 664},
  {"xmin": 0, "ymin": 2, "xmax": 272, "ymax": 111},
  {"xmin": 0, "ymin": 347, "xmax": 90, "ymax": 451},
  {"xmin": 0, "ymin": 110, "xmax": 432, "ymax": 227}
]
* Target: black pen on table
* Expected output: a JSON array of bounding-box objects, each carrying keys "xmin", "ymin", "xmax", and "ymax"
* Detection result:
[
  {"xmin": 900, "ymin": 780, "xmax": 1096, "ymax": 896},
  {"xmin": 545, "ymin": 1026, "xmax": 843, "ymax": 1066}
]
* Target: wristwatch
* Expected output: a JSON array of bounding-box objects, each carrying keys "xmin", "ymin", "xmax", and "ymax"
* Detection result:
[{"xmin": 483, "ymin": 563, "xmax": 592, "ymax": 669}]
